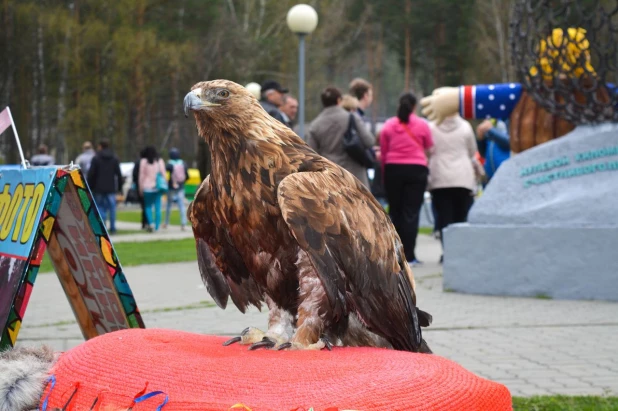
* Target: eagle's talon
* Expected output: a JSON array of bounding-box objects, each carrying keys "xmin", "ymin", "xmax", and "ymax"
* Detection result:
[
  {"xmin": 275, "ymin": 339, "xmax": 331, "ymax": 351},
  {"xmin": 321, "ymin": 337, "xmax": 333, "ymax": 351},
  {"xmin": 276, "ymin": 342, "xmax": 293, "ymax": 351},
  {"xmin": 248, "ymin": 337, "xmax": 276, "ymax": 350},
  {"xmin": 223, "ymin": 327, "xmax": 267, "ymax": 347},
  {"xmin": 222, "ymin": 336, "xmax": 242, "ymax": 346}
]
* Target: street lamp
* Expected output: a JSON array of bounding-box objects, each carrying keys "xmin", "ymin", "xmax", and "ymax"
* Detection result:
[{"xmin": 287, "ymin": 4, "xmax": 318, "ymax": 140}]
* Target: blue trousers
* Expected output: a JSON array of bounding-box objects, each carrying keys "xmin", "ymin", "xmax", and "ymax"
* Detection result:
[
  {"xmin": 143, "ymin": 190, "xmax": 162, "ymax": 230},
  {"xmin": 94, "ymin": 193, "xmax": 117, "ymax": 233},
  {"xmin": 165, "ymin": 188, "xmax": 187, "ymax": 226}
]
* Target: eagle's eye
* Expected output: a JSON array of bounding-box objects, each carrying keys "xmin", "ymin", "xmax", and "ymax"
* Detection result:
[{"xmin": 217, "ymin": 90, "xmax": 230, "ymax": 98}]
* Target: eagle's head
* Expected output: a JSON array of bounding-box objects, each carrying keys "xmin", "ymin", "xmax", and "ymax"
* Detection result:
[
  {"xmin": 184, "ymin": 80, "xmax": 258, "ymax": 118},
  {"xmin": 184, "ymin": 79, "xmax": 293, "ymax": 146},
  {"xmin": 187, "ymin": 80, "xmax": 280, "ymax": 136}
]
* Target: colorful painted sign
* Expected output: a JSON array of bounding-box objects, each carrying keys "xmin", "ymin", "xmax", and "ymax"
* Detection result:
[
  {"xmin": 0, "ymin": 166, "xmax": 144, "ymax": 349},
  {"xmin": 0, "ymin": 167, "xmax": 55, "ymax": 347}
]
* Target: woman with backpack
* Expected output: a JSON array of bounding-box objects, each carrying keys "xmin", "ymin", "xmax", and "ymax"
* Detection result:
[
  {"xmin": 164, "ymin": 148, "xmax": 190, "ymax": 230},
  {"xmin": 138, "ymin": 146, "xmax": 167, "ymax": 232},
  {"xmin": 380, "ymin": 92, "xmax": 434, "ymax": 266}
]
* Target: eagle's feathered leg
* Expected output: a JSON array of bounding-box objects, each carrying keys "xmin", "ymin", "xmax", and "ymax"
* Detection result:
[
  {"xmin": 275, "ymin": 250, "xmax": 333, "ymax": 351},
  {"xmin": 254, "ymin": 296, "xmax": 295, "ymax": 348}
]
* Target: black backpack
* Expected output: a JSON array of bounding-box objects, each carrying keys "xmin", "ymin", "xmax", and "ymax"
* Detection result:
[{"xmin": 342, "ymin": 113, "xmax": 376, "ymax": 168}]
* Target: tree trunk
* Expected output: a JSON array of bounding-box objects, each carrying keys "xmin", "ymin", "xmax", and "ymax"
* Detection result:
[
  {"xmin": 491, "ymin": 0, "xmax": 508, "ymax": 83},
  {"xmin": 435, "ymin": 22, "xmax": 446, "ymax": 87},
  {"xmin": 372, "ymin": 25, "xmax": 383, "ymax": 125},
  {"xmin": 255, "ymin": 0, "xmax": 265, "ymax": 38},
  {"xmin": 2, "ymin": 0, "xmax": 16, "ymax": 163},
  {"xmin": 1, "ymin": 0, "xmax": 13, "ymax": 107},
  {"xmin": 56, "ymin": 2, "xmax": 72, "ymax": 165},
  {"xmin": 170, "ymin": 71, "xmax": 179, "ymax": 149},
  {"xmin": 73, "ymin": 0, "xmax": 81, "ymax": 155},
  {"xmin": 170, "ymin": 0, "xmax": 185, "ymax": 150},
  {"xmin": 32, "ymin": 18, "xmax": 40, "ymax": 150},
  {"xmin": 403, "ymin": 0, "xmax": 411, "ymax": 91},
  {"xmin": 366, "ymin": 26, "xmax": 374, "ymax": 83},
  {"xmin": 133, "ymin": 0, "xmax": 146, "ymax": 150},
  {"xmin": 37, "ymin": 20, "xmax": 50, "ymax": 160}
]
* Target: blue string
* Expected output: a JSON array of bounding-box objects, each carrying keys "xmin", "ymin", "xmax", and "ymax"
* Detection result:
[
  {"xmin": 133, "ymin": 391, "xmax": 169, "ymax": 411},
  {"xmin": 40, "ymin": 375, "xmax": 56, "ymax": 411}
]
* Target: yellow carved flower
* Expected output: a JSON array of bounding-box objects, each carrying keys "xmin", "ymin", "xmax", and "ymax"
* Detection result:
[{"xmin": 529, "ymin": 27, "xmax": 596, "ymax": 79}]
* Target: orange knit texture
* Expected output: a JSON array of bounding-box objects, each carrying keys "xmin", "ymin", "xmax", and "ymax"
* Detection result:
[{"xmin": 41, "ymin": 328, "xmax": 512, "ymax": 411}]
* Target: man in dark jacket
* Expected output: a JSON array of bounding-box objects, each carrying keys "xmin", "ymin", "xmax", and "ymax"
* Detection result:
[
  {"xmin": 87, "ymin": 140, "xmax": 123, "ymax": 234},
  {"xmin": 280, "ymin": 94, "xmax": 298, "ymax": 129},
  {"xmin": 132, "ymin": 148, "xmax": 148, "ymax": 229},
  {"xmin": 259, "ymin": 80, "xmax": 288, "ymax": 125}
]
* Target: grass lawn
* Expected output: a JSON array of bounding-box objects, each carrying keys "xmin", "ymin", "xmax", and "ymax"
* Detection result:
[
  {"xmin": 512, "ymin": 396, "xmax": 618, "ymax": 410},
  {"xmin": 418, "ymin": 227, "xmax": 433, "ymax": 236},
  {"xmin": 119, "ymin": 209, "xmax": 436, "ymax": 235},
  {"xmin": 38, "ymin": 226, "xmax": 434, "ymax": 274},
  {"xmin": 38, "ymin": 238, "xmax": 196, "ymax": 273},
  {"xmin": 112, "ymin": 229, "xmax": 145, "ymax": 235},
  {"xmin": 117, "ymin": 209, "xmax": 183, "ymax": 226}
]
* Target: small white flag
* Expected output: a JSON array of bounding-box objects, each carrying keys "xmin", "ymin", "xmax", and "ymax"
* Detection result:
[{"xmin": 0, "ymin": 108, "xmax": 11, "ymax": 135}]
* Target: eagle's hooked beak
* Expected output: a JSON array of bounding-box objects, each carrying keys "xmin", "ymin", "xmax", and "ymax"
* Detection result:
[{"xmin": 184, "ymin": 89, "xmax": 220, "ymax": 117}]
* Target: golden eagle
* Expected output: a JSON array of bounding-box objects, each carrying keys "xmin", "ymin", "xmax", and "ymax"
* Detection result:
[{"xmin": 184, "ymin": 80, "xmax": 432, "ymax": 352}]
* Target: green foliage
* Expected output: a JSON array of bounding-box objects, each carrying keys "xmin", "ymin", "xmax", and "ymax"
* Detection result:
[
  {"xmin": 365, "ymin": 0, "xmax": 475, "ymax": 90},
  {"xmin": 0, "ymin": 0, "xmax": 512, "ymax": 165},
  {"xmin": 512, "ymin": 395, "xmax": 618, "ymax": 411}
]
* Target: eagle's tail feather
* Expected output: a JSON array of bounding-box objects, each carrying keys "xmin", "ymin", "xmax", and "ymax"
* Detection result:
[
  {"xmin": 420, "ymin": 338, "xmax": 433, "ymax": 354},
  {"xmin": 396, "ymin": 271, "xmax": 423, "ymax": 352},
  {"xmin": 417, "ymin": 307, "xmax": 433, "ymax": 328}
]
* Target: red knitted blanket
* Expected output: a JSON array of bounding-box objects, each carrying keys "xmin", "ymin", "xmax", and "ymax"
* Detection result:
[{"xmin": 40, "ymin": 328, "xmax": 511, "ymax": 410}]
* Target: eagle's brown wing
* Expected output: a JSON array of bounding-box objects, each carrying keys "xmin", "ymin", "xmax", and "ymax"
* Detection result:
[
  {"xmin": 277, "ymin": 167, "xmax": 430, "ymax": 352},
  {"xmin": 188, "ymin": 176, "xmax": 263, "ymax": 312}
]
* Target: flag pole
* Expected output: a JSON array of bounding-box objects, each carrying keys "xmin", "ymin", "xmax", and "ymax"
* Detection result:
[{"xmin": 6, "ymin": 107, "xmax": 27, "ymax": 168}]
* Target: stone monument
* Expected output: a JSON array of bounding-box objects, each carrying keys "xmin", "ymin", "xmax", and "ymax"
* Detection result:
[{"xmin": 432, "ymin": 0, "xmax": 618, "ymax": 301}]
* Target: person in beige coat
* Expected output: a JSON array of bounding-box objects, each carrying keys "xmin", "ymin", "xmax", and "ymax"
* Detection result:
[
  {"xmin": 428, "ymin": 114, "xmax": 481, "ymax": 261},
  {"xmin": 307, "ymin": 86, "xmax": 375, "ymax": 187}
]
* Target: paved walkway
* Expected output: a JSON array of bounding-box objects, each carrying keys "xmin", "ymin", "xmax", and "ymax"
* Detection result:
[{"xmin": 18, "ymin": 234, "xmax": 618, "ymax": 397}]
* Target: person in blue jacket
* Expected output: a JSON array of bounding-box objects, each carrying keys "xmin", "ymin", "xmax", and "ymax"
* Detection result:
[{"xmin": 475, "ymin": 118, "xmax": 510, "ymax": 182}]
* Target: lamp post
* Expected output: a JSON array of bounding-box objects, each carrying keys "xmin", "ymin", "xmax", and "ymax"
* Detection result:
[{"xmin": 286, "ymin": 4, "xmax": 318, "ymax": 140}]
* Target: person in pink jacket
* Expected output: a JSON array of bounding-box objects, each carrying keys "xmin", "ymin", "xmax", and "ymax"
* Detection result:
[
  {"xmin": 138, "ymin": 146, "xmax": 166, "ymax": 232},
  {"xmin": 380, "ymin": 92, "xmax": 434, "ymax": 266}
]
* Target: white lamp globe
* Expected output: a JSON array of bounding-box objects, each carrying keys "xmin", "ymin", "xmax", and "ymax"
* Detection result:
[
  {"xmin": 286, "ymin": 4, "xmax": 318, "ymax": 35},
  {"xmin": 245, "ymin": 82, "xmax": 261, "ymax": 100}
]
